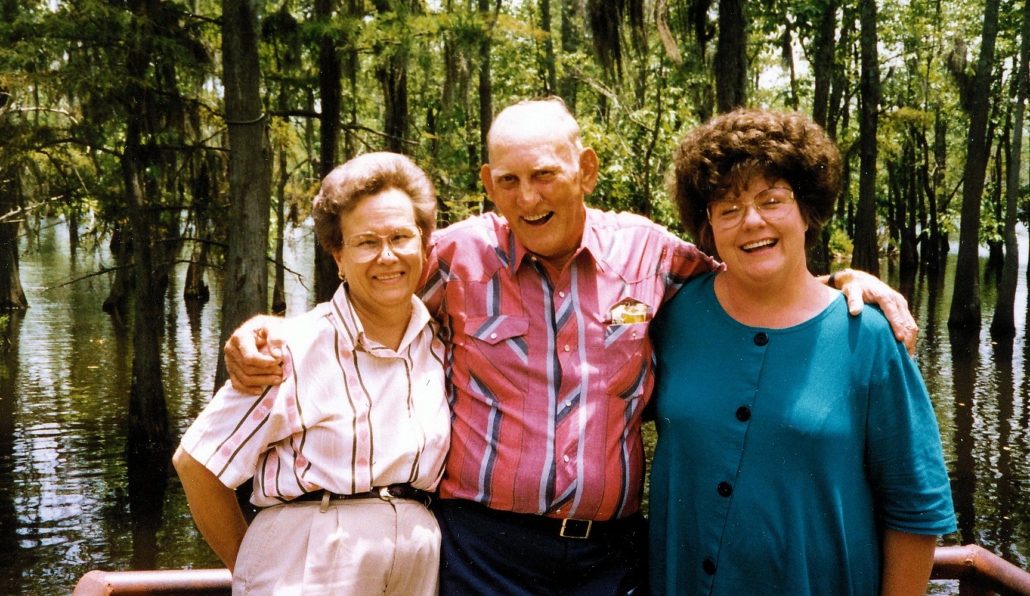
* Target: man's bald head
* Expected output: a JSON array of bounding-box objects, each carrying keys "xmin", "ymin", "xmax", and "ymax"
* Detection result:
[{"xmin": 486, "ymin": 98, "xmax": 584, "ymax": 163}]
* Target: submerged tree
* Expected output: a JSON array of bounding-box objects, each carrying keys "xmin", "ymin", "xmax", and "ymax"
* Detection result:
[
  {"xmin": 851, "ymin": 0, "xmax": 881, "ymax": 275},
  {"xmin": 949, "ymin": 0, "xmax": 1000, "ymax": 330},
  {"xmin": 991, "ymin": 0, "xmax": 1030, "ymax": 339}
]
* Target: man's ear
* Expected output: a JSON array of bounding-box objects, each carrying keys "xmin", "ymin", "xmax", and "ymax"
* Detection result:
[
  {"xmin": 579, "ymin": 147, "xmax": 599, "ymax": 194},
  {"xmin": 480, "ymin": 164, "xmax": 495, "ymax": 197}
]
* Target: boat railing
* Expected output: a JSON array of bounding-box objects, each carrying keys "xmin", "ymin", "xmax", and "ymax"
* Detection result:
[
  {"xmin": 931, "ymin": 545, "xmax": 1030, "ymax": 596},
  {"xmin": 71, "ymin": 544, "xmax": 1030, "ymax": 595}
]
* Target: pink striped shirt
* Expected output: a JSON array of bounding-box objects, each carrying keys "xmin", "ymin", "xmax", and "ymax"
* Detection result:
[
  {"xmin": 420, "ymin": 208, "xmax": 718, "ymax": 521},
  {"xmin": 181, "ymin": 285, "xmax": 451, "ymax": 507}
]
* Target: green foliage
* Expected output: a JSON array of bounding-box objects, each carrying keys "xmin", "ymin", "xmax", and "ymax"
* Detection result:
[
  {"xmin": 828, "ymin": 223, "xmax": 854, "ymax": 261},
  {"xmin": 0, "ymin": 0, "xmax": 1019, "ymax": 287}
]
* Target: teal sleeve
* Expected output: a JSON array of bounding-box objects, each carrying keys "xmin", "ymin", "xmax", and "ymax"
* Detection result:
[{"xmin": 865, "ymin": 339, "xmax": 957, "ymax": 535}]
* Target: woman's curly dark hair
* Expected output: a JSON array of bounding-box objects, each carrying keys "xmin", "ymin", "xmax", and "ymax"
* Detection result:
[{"xmin": 669, "ymin": 109, "xmax": 842, "ymax": 258}]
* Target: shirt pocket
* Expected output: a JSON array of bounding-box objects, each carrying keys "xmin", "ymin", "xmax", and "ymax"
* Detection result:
[
  {"xmin": 460, "ymin": 315, "xmax": 530, "ymax": 399},
  {"xmin": 604, "ymin": 321, "xmax": 652, "ymax": 399}
]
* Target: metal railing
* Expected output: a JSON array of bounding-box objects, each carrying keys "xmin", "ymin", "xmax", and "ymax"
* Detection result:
[
  {"xmin": 72, "ymin": 545, "xmax": 1030, "ymax": 595},
  {"xmin": 932, "ymin": 545, "xmax": 1030, "ymax": 596},
  {"xmin": 73, "ymin": 568, "xmax": 231, "ymax": 596}
]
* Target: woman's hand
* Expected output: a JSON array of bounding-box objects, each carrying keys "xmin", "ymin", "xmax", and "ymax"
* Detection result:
[
  {"xmin": 824, "ymin": 269, "xmax": 918, "ymax": 355},
  {"xmin": 880, "ymin": 529, "xmax": 937, "ymax": 596},
  {"xmin": 172, "ymin": 447, "xmax": 249, "ymax": 573},
  {"xmin": 224, "ymin": 315, "xmax": 287, "ymax": 394}
]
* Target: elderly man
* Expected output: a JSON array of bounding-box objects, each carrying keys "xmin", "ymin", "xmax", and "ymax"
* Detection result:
[{"xmin": 225, "ymin": 98, "xmax": 916, "ymax": 595}]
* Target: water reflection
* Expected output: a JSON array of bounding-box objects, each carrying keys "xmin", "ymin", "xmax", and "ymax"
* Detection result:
[
  {"xmin": 0, "ymin": 219, "xmax": 1028, "ymax": 593},
  {"xmin": 0, "ymin": 219, "xmax": 315, "ymax": 594},
  {"xmin": 1, "ymin": 311, "xmax": 25, "ymax": 595},
  {"xmin": 947, "ymin": 326, "xmax": 979, "ymax": 547}
]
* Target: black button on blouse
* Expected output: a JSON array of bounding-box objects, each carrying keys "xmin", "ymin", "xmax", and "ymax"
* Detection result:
[
  {"xmin": 717, "ymin": 482, "xmax": 733, "ymax": 497},
  {"xmin": 736, "ymin": 406, "xmax": 751, "ymax": 422},
  {"xmin": 754, "ymin": 332, "xmax": 769, "ymax": 346},
  {"xmin": 703, "ymin": 557, "xmax": 717, "ymax": 575}
]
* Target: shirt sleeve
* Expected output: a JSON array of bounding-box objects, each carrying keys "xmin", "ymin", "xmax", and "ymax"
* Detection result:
[
  {"xmin": 418, "ymin": 235, "xmax": 445, "ymax": 320},
  {"xmin": 180, "ymin": 372, "xmax": 303, "ymax": 490},
  {"xmin": 658, "ymin": 231, "xmax": 721, "ymax": 304},
  {"xmin": 865, "ymin": 336, "xmax": 957, "ymax": 536}
]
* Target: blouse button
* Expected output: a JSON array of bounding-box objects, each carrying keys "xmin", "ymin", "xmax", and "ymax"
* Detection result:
[
  {"xmin": 717, "ymin": 482, "xmax": 733, "ymax": 498},
  {"xmin": 754, "ymin": 332, "xmax": 769, "ymax": 346},
  {"xmin": 703, "ymin": 557, "xmax": 717, "ymax": 575},
  {"xmin": 735, "ymin": 406, "xmax": 751, "ymax": 422}
]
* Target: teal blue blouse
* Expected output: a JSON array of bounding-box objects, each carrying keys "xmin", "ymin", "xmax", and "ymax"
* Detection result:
[{"xmin": 649, "ymin": 272, "xmax": 956, "ymax": 596}]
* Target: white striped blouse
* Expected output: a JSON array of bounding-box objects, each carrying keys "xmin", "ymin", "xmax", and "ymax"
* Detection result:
[{"xmin": 180, "ymin": 284, "xmax": 450, "ymax": 507}]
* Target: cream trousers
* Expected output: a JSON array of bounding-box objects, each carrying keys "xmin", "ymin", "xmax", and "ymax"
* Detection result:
[{"xmin": 232, "ymin": 497, "xmax": 440, "ymax": 596}]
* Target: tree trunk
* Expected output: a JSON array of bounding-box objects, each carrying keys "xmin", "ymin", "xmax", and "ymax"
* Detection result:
[
  {"xmin": 895, "ymin": 136, "xmax": 919, "ymax": 280},
  {"xmin": 540, "ymin": 0, "xmax": 557, "ymax": 95},
  {"xmin": 826, "ymin": 4, "xmax": 855, "ymax": 142},
  {"xmin": 810, "ymin": 0, "xmax": 838, "ymax": 129},
  {"xmin": 478, "ymin": 0, "xmax": 497, "ymax": 211},
  {"xmin": 124, "ymin": 0, "xmax": 170, "ymax": 458},
  {"xmin": 215, "ymin": 0, "xmax": 273, "ymax": 390},
  {"xmin": 851, "ymin": 0, "xmax": 880, "ymax": 275},
  {"xmin": 991, "ymin": 0, "xmax": 1030, "ymax": 338},
  {"xmin": 925, "ymin": 108, "xmax": 947, "ymax": 275},
  {"xmin": 103, "ymin": 224, "xmax": 132, "ymax": 320},
  {"xmin": 949, "ymin": 0, "xmax": 1000, "ymax": 330},
  {"xmin": 344, "ymin": 0, "xmax": 362, "ymax": 160},
  {"xmin": 374, "ymin": 0, "xmax": 412, "ymax": 154},
  {"xmin": 559, "ymin": 0, "xmax": 580, "ymax": 112},
  {"xmin": 314, "ymin": 0, "xmax": 342, "ymax": 304},
  {"xmin": 715, "ymin": 0, "xmax": 746, "ymax": 113},
  {"xmin": 184, "ymin": 159, "xmax": 211, "ymax": 303},
  {"xmin": 272, "ymin": 140, "xmax": 288, "ymax": 316},
  {"xmin": 67, "ymin": 204, "xmax": 79, "ymax": 259},
  {"xmin": 985, "ymin": 138, "xmax": 1005, "ymax": 279},
  {"xmin": 0, "ymin": 169, "xmax": 27, "ymax": 310}
]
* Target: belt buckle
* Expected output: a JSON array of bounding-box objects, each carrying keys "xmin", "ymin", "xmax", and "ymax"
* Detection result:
[
  {"xmin": 377, "ymin": 486, "xmax": 394, "ymax": 501},
  {"xmin": 559, "ymin": 518, "xmax": 592, "ymax": 539}
]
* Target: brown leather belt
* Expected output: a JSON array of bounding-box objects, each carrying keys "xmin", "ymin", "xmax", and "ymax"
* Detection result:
[{"xmin": 291, "ymin": 485, "xmax": 432, "ymax": 512}]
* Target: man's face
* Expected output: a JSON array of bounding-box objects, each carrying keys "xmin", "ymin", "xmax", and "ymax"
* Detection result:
[{"xmin": 480, "ymin": 107, "xmax": 597, "ymax": 271}]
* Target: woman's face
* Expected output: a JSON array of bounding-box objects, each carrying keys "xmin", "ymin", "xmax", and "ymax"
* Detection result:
[
  {"xmin": 333, "ymin": 188, "xmax": 425, "ymax": 317},
  {"xmin": 710, "ymin": 176, "xmax": 808, "ymax": 287}
]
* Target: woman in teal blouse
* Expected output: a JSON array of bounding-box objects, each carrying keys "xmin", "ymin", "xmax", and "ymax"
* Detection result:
[{"xmin": 649, "ymin": 109, "xmax": 956, "ymax": 596}]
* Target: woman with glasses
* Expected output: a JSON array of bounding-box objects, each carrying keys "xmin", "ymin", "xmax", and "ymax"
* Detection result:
[
  {"xmin": 648, "ymin": 110, "xmax": 955, "ymax": 596},
  {"xmin": 173, "ymin": 152, "xmax": 450, "ymax": 595}
]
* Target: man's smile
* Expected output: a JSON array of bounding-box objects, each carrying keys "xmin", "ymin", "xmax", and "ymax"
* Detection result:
[{"xmin": 522, "ymin": 212, "xmax": 554, "ymax": 225}]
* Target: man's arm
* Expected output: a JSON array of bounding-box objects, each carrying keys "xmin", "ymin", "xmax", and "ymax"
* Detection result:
[
  {"xmin": 224, "ymin": 314, "xmax": 287, "ymax": 394},
  {"xmin": 820, "ymin": 269, "xmax": 918, "ymax": 355}
]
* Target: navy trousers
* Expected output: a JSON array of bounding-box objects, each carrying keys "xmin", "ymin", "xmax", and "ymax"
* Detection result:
[{"xmin": 434, "ymin": 498, "xmax": 648, "ymax": 596}]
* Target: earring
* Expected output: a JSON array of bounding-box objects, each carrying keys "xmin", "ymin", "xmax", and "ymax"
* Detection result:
[{"xmin": 337, "ymin": 271, "xmax": 345, "ymax": 281}]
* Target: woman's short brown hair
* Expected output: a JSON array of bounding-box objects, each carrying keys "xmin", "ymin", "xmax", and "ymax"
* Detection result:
[
  {"xmin": 669, "ymin": 109, "xmax": 842, "ymax": 257},
  {"xmin": 312, "ymin": 152, "xmax": 436, "ymax": 254}
]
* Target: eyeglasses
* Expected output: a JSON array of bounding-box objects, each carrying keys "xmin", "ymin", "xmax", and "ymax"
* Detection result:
[
  {"xmin": 706, "ymin": 187, "xmax": 796, "ymax": 230},
  {"xmin": 343, "ymin": 225, "xmax": 422, "ymax": 263}
]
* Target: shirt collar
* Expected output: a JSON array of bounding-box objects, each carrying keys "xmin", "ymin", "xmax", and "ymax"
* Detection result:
[
  {"xmin": 505, "ymin": 207, "xmax": 602, "ymax": 274},
  {"xmin": 329, "ymin": 283, "xmax": 433, "ymax": 354}
]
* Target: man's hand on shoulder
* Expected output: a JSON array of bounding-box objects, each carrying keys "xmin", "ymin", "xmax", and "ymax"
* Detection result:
[
  {"xmin": 824, "ymin": 269, "xmax": 918, "ymax": 356},
  {"xmin": 224, "ymin": 314, "xmax": 287, "ymax": 394}
]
